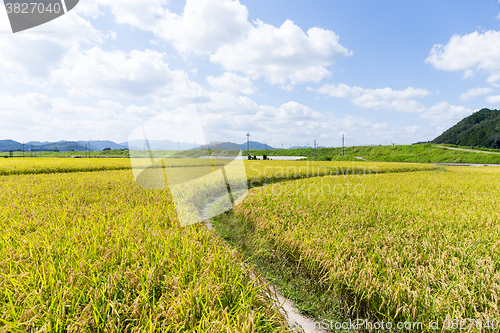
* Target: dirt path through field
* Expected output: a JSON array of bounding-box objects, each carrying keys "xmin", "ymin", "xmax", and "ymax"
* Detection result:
[
  {"xmin": 204, "ymin": 219, "xmax": 328, "ymax": 333},
  {"xmin": 437, "ymin": 145, "xmax": 500, "ymax": 154}
]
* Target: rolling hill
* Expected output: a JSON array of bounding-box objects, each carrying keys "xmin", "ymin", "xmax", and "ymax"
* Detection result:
[
  {"xmin": 432, "ymin": 108, "xmax": 500, "ymax": 148},
  {"xmin": 0, "ymin": 140, "xmax": 24, "ymax": 151}
]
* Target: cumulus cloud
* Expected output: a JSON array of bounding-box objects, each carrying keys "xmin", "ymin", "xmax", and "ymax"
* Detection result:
[
  {"xmin": 52, "ymin": 47, "xmax": 208, "ymax": 104},
  {"xmin": 207, "ymin": 72, "xmax": 256, "ymax": 95},
  {"xmin": 313, "ymin": 83, "xmax": 472, "ymax": 127},
  {"xmin": 459, "ymin": 87, "xmax": 494, "ymax": 101},
  {"xmin": 0, "ymin": 90, "xmax": 437, "ymax": 147},
  {"xmin": 74, "ymin": 0, "xmax": 102, "ymax": 18},
  {"xmin": 420, "ymin": 102, "xmax": 472, "ymax": 126},
  {"xmin": 486, "ymin": 95, "xmax": 500, "ymax": 104},
  {"xmin": 196, "ymin": 98, "xmax": 391, "ymax": 146},
  {"xmin": 0, "ymin": 11, "xmax": 105, "ymax": 80},
  {"xmin": 314, "ymin": 84, "xmax": 429, "ymax": 112},
  {"xmin": 98, "ymin": 0, "xmax": 351, "ymax": 87},
  {"xmin": 210, "ymin": 19, "xmax": 351, "ymax": 86},
  {"xmin": 426, "ymin": 30, "xmax": 500, "ymax": 83},
  {"xmin": 155, "ymin": 0, "xmax": 251, "ymax": 55},
  {"xmin": 99, "ymin": 0, "xmax": 167, "ymax": 31},
  {"xmin": 0, "ymin": 92, "xmax": 161, "ymax": 141}
]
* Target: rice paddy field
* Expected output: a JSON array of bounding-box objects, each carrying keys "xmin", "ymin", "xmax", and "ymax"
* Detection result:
[
  {"xmin": 225, "ymin": 166, "xmax": 500, "ymax": 331},
  {"xmin": 0, "ymin": 169, "xmax": 290, "ymax": 332},
  {"xmin": 1, "ymin": 157, "xmax": 494, "ymax": 332},
  {"xmin": 0, "ymin": 158, "xmax": 133, "ymax": 176}
]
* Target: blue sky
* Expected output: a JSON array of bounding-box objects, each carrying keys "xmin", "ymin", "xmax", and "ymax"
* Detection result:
[{"xmin": 1, "ymin": 0, "xmax": 500, "ymax": 147}]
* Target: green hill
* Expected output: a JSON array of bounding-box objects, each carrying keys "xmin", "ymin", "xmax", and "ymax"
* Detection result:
[
  {"xmin": 245, "ymin": 143, "xmax": 500, "ymax": 164},
  {"xmin": 432, "ymin": 108, "xmax": 500, "ymax": 148}
]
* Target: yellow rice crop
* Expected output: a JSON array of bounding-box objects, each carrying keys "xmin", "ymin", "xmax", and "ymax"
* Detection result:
[
  {"xmin": 0, "ymin": 157, "xmax": 436, "ymax": 177},
  {"xmin": 235, "ymin": 166, "xmax": 500, "ymax": 330},
  {"xmin": 0, "ymin": 158, "xmax": 440, "ymax": 331},
  {"xmin": 0, "ymin": 170, "xmax": 289, "ymax": 332},
  {"xmin": 0, "ymin": 158, "xmax": 132, "ymax": 175},
  {"xmin": 244, "ymin": 160, "xmax": 438, "ymax": 186}
]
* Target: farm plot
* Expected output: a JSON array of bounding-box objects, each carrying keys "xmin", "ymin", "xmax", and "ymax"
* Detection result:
[
  {"xmin": 0, "ymin": 170, "xmax": 289, "ymax": 332},
  {"xmin": 0, "ymin": 158, "xmax": 133, "ymax": 176},
  {"xmin": 0, "ymin": 159, "xmax": 440, "ymax": 332},
  {"xmin": 230, "ymin": 167, "xmax": 500, "ymax": 330},
  {"xmin": 244, "ymin": 160, "xmax": 438, "ymax": 187},
  {"xmin": 0, "ymin": 157, "xmax": 437, "ymax": 178}
]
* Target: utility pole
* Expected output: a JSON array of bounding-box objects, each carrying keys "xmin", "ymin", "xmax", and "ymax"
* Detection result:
[
  {"xmin": 342, "ymin": 134, "xmax": 345, "ymax": 156},
  {"xmin": 246, "ymin": 132, "xmax": 251, "ymax": 158},
  {"xmin": 314, "ymin": 140, "xmax": 316, "ymax": 161},
  {"xmin": 88, "ymin": 140, "xmax": 91, "ymax": 158},
  {"xmin": 22, "ymin": 143, "xmax": 25, "ymax": 158},
  {"xmin": 282, "ymin": 144, "xmax": 283, "ymax": 150}
]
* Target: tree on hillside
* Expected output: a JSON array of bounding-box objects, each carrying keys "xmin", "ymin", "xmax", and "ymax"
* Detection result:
[{"xmin": 432, "ymin": 108, "xmax": 500, "ymax": 148}]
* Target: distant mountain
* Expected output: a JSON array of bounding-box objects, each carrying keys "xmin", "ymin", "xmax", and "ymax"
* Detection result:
[
  {"xmin": 77, "ymin": 140, "xmax": 128, "ymax": 151},
  {"xmin": 239, "ymin": 141, "xmax": 276, "ymax": 150},
  {"xmin": 14, "ymin": 140, "xmax": 125, "ymax": 152},
  {"xmin": 432, "ymin": 108, "xmax": 500, "ymax": 148},
  {"xmin": 194, "ymin": 142, "xmax": 241, "ymax": 151},
  {"xmin": 125, "ymin": 140, "xmax": 277, "ymax": 151},
  {"xmin": 36, "ymin": 141, "xmax": 85, "ymax": 152},
  {"xmin": 0, "ymin": 139, "xmax": 280, "ymax": 152},
  {"xmin": 0, "ymin": 140, "xmax": 24, "ymax": 151}
]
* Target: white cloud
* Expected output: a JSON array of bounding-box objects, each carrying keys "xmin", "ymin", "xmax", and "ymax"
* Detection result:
[
  {"xmin": 459, "ymin": 87, "xmax": 494, "ymax": 101},
  {"xmin": 314, "ymin": 84, "xmax": 429, "ymax": 112},
  {"xmin": 420, "ymin": 102, "xmax": 472, "ymax": 126},
  {"xmin": 275, "ymin": 101, "xmax": 323, "ymax": 122},
  {"xmin": 155, "ymin": 0, "xmax": 251, "ymax": 55},
  {"xmin": 0, "ymin": 89, "xmax": 439, "ymax": 147},
  {"xmin": 314, "ymin": 83, "xmax": 472, "ymax": 127},
  {"xmin": 486, "ymin": 95, "xmax": 500, "ymax": 104},
  {"xmin": 426, "ymin": 31, "xmax": 500, "ymax": 83},
  {"xmin": 202, "ymin": 92, "xmax": 259, "ymax": 117},
  {"xmin": 0, "ymin": 92, "xmax": 161, "ymax": 142},
  {"xmin": 99, "ymin": 0, "xmax": 167, "ymax": 31},
  {"xmin": 314, "ymin": 83, "xmax": 354, "ymax": 98},
  {"xmin": 210, "ymin": 19, "xmax": 351, "ymax": 86},
  {"xmin": 52, "ymin": 47, "xmax": 208, "ymax": 104},
  {"xmin": 74, "ymin": 0, "xmax": 102, "ymax": 18},
  {"xmin": 197, "ymin": 98, "xmax": 389, "ymax": 145},
  {"xmin": 99, "ymin": 0, "xmax": 351, "ymax": 87},
  {"xmin": 463, "ymin": 69, "xmax": 474, "ymax": 79},
  {"xmin": 96, "ymin": 0, "xmax": 250, "ymax": 55},
  {"xmin": 207, "ymin": 72, "xmax": 256, "ymax": 95},
  {"xmin": 0, "ymin": 11, "xmax": 105, "ymax": 80}
]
